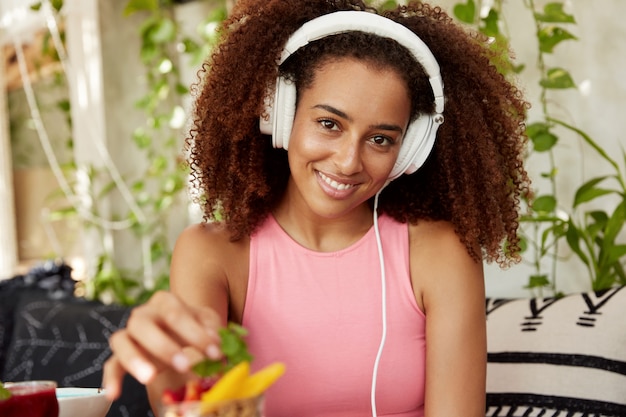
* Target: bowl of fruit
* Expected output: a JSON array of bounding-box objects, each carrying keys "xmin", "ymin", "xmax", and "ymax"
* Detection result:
[{"xmin": 161, "ymin": 324, "xmax": 285, "ymax": 417}]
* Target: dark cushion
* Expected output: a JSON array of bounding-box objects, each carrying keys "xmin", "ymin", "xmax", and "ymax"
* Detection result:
[
  {"xmin": 1, "ymin": 291, "xmax": 153, "ymax": 417},
  {"xmin": 485, "ymin": 285, "xmax": 626, "ymax": 417},
  {"xmin": 0, "ymin": 260, "xmax": 74, "ymax": 377},
  {"xmin": 0, "ymin": 285, "xmax": 42, "ymax": 377}
]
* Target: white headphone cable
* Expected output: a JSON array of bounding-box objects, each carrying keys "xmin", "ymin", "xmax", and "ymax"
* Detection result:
[{"xmin": 370, "ymin": 187, "xmax": 388, "ymax": 417}]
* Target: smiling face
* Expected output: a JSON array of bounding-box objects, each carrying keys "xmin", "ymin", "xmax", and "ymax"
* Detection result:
[{"xmin": 284, "ymin": 57, "xmax": 412, "ymax": 221}]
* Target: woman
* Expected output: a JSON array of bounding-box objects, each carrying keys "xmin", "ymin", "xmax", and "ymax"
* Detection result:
[{"xmin": 103, "ymin": 1, "xmax": 529, "ymax": 416}]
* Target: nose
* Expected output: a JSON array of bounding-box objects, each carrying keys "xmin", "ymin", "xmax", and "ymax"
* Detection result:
[{"xmin": 334, "ymin": 135, "xmax": 363, "ymax": 175}]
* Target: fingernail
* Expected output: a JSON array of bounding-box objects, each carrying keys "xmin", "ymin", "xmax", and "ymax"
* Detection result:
[
  {"xmin": 172, "ymin": 352, "xmax": 190, "ymax": 372},
  {"xmin": 206, "ymin": 344, "xmax": 221, "ymax": 360},
  {"xmin": 131, "ymin": 359, "xmax": 155, "ymax": 384}
]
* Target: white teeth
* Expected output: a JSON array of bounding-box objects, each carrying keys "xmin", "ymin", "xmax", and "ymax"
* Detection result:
[{"xmin": 318, "ymin": 172, "xmax": 354, "ymax": 191}]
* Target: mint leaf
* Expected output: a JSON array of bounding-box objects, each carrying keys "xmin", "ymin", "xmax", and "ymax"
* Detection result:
[
  {"xmin": 192, "ymin": 323, "xmax": 254, "ymax": 377},
  {"xmin": 0, "ymin": 381, "xmax": 11, "ymax": 401}
]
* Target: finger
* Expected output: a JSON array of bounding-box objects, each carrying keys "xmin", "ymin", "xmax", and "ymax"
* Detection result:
[
  {"xmin": 125, "ymin": 294, "xmax": 221, "ymax": 371},
  {"xmin": 108, "ymin": 328, "xmax": 162, "ymax": 384},
  {"xmin": 183, "ymin": 303, "xmax": 223, "ymax": 359},
  {"xmin": 102, "ymin": 355, "xmax": 128, "ymax": 401},
  {"xmin": 148, "ymin": 292, "xmax": 223, "ymax": 359}
]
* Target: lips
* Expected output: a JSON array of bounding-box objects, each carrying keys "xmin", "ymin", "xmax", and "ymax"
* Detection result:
[{"xmin": 317, "ymin": 171, "xmax": 355, "ymax": 191}]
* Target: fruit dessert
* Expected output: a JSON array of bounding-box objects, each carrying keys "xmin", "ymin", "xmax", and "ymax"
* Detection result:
[{"xmin": 162, "ymin": 323, "xmax": 285, "ymax": 417}]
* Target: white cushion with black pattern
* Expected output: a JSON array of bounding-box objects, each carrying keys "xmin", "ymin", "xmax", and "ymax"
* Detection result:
[{"xmin": 485, "ymin": 285, "xmax": 626, "ymax": 417}]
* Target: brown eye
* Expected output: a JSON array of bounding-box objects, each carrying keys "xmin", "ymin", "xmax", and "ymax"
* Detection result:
[
  {"xmin": 371, "ymin": 135, "xmax": 393, "ymax": 146},
  {"xmin": 319, "ymin": 119, "xmax": 339, "ymax": 130}
]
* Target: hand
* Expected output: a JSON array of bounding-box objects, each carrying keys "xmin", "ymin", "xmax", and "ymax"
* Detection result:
[{"xmin": 102, "ymin": 291, "xmax": 222, "ymax": 400}]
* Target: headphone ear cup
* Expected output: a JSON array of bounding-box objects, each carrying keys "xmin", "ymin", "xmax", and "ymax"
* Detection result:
[
  {"xmin": 270, "ymin": 77, "xmax": 297, "ymax": 149},
  {"xmin": 389, "ymin": 115, "xmax": 439, "ymax": 180},
  {"xmin": 259, "ymin": 98, "xmax": 274, "ymax": 136}
]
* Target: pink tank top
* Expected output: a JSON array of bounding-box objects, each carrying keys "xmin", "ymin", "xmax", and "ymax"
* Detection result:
[{"xmin": 243, "ymin": 214, "xmax": 426, "ymax": 417}]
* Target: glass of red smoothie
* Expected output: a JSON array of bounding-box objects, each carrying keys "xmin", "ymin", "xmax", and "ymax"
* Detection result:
[{"xmin": 0, "ymin": 380, "xmax": 59, "ymax": 417}]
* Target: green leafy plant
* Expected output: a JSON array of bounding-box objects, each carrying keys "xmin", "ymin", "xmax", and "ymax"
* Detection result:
[
  {"xmin": 558, "ymin": 120, "xmax": 626, "ymax": 290},
  {"xmin": 93, "ymin": 0, "xmax": 228, "ymax": 304},
  {"xmin": 21, "ymin": 0, "xmax": 228, "ymax": 305},
  {"xmin": 451, "ymin": 0, "xmax": 626, "ymax": 295}
]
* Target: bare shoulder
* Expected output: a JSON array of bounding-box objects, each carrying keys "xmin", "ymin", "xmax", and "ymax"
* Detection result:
[
  {"xmin": 173, "ymin": 222, "xmax": 238, "ymax": 260},
  {"xmin": 408, "ymin": 220, "xmax": 478, "ymax": 271},
  {"xmin": 170, "ymin": 222, "xmax": 250, "ymax": 323},
  {"xmin": 408, "ymin": 220, "xmax": 484, "ymax": 313}
]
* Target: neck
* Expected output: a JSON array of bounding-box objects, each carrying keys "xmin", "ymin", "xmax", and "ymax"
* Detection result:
[{"xmin": 273, "ymin": 195, "xmax": 374, "ymax": 253}]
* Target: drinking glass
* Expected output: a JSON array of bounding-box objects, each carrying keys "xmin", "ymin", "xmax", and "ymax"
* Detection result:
[
  {"xmin": 161, "ymin": 395, "xmax": 263, "ymax": 417},
  {"xmin": 0, "ymin": 380, "xmax": 59, "ymax": 417}
]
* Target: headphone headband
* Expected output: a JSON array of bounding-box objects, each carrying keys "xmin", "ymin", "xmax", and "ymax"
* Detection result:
[{"xmin": 260, "ymin": 10, "xmax": 445, "ymax": 179}]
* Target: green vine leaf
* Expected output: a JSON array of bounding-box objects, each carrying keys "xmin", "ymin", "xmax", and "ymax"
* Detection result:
[
  {"xmin": 532, "ymin": 130, "xmax": 558, "ymax": 152},
  {"xmin": 538, "ymin": 26, "xmax": 577, "ymax": 53},
  {"xmin": 593, "ymin": 273, "xmax": 615, "ymax": 292},
  {"xmin": 532, "ymin": 195, "xmax": 557, "ymax": 213},
  {"xmin": 149, "ymin": 18, "xmax": 177, "ymax": 44},
  {"xmin": 526, "ymin": 274, "xmax": 550, "ymax": 289},
  {"xmin": 604, "ymin": 201, "xmax": 626, "ymax": 244},
  {"xmin": 139, "ymin": 43, "xmax": 159, "ymax": 63},
  {"xmin": 606, "ymin": 245, "xmax": 626, "ymax": 267},
  {"xmin": 585, "ymin": 217, "xmax": 605, "ymax": 240},
  {"xmin": 180, "ymin": 38, "xmax": 200, "ymax": 54},
  {"xmin": 453, "ymin": 0, "xmax": 476, "ymax": 24},
  {"xmin": 133, "ymin": 128, "xmax": 152, "ymax": 149},
  {"xmin": 589, "ymin": 210, "xmax": 609, "ymax": 226},
  {"xmin": 540, "ymin": 167, "xmax": 559, "ymax": 179},
  {"xmin": 51, "ymin": 0, "xmax": 64, "ymax": 12},
  {"xmin": 124, "ymin": 0, "xmax": 159, "ymax": 16},
  {"xmin": 566, "ymin": 221, "xmax": 590, "ymax": 266},
  {"xmin": 47, "ymin": 206, "xmax": 78, "ymax": 222},
  {"xmin": 481, "ymin": 9, "xmax": 500, "ymax": 37},
  {"xmin": 378, "ymin": 0, "xmax": 401, "ymax": 10},
  {"xmin": 535, "ymin": 3, "xmax": 576, "ymax": 24},
  {"xmin": 540, "ymin": 67, "xmax": 576, "ymax": 89},
  {"xmin": 527, "ymin": 122, "xmax": 558, "ymax": 152},
  {"xmin": 573, "ymin": 176, "xmax": 615, "ymax": 207},
  {"xmin": 526, "ymin": 122, "xmax": 550, "ymax": 137}
]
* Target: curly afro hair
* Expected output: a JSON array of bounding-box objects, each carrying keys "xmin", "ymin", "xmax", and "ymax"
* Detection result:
[{"xmin": 185, "ymin": 0, "xmax": 531, "ymax": 267}]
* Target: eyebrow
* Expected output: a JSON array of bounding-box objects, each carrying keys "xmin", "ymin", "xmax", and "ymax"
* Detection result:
[{"xmin": 312, "ymin": 104, "xmax": 404, "ymax": 133}]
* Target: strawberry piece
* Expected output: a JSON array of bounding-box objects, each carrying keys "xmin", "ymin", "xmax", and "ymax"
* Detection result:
[{"xmin": 162, "ymin": 385, "xmax": 185, "ymax": 405}]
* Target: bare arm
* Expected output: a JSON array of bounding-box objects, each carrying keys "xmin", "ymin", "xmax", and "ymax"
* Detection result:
[
  {"xmin": 103, "ymin": 223, "xmax": 237, "ymax": 414},
  {"xmin": 410, "ymin": 221, "xmax": 487, "ymax": 417}
]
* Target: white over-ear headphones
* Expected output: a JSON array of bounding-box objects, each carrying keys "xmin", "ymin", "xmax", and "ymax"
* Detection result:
[{"xmin": 259, "ymin": 10, "xmax": 444, "ymax": 180}]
